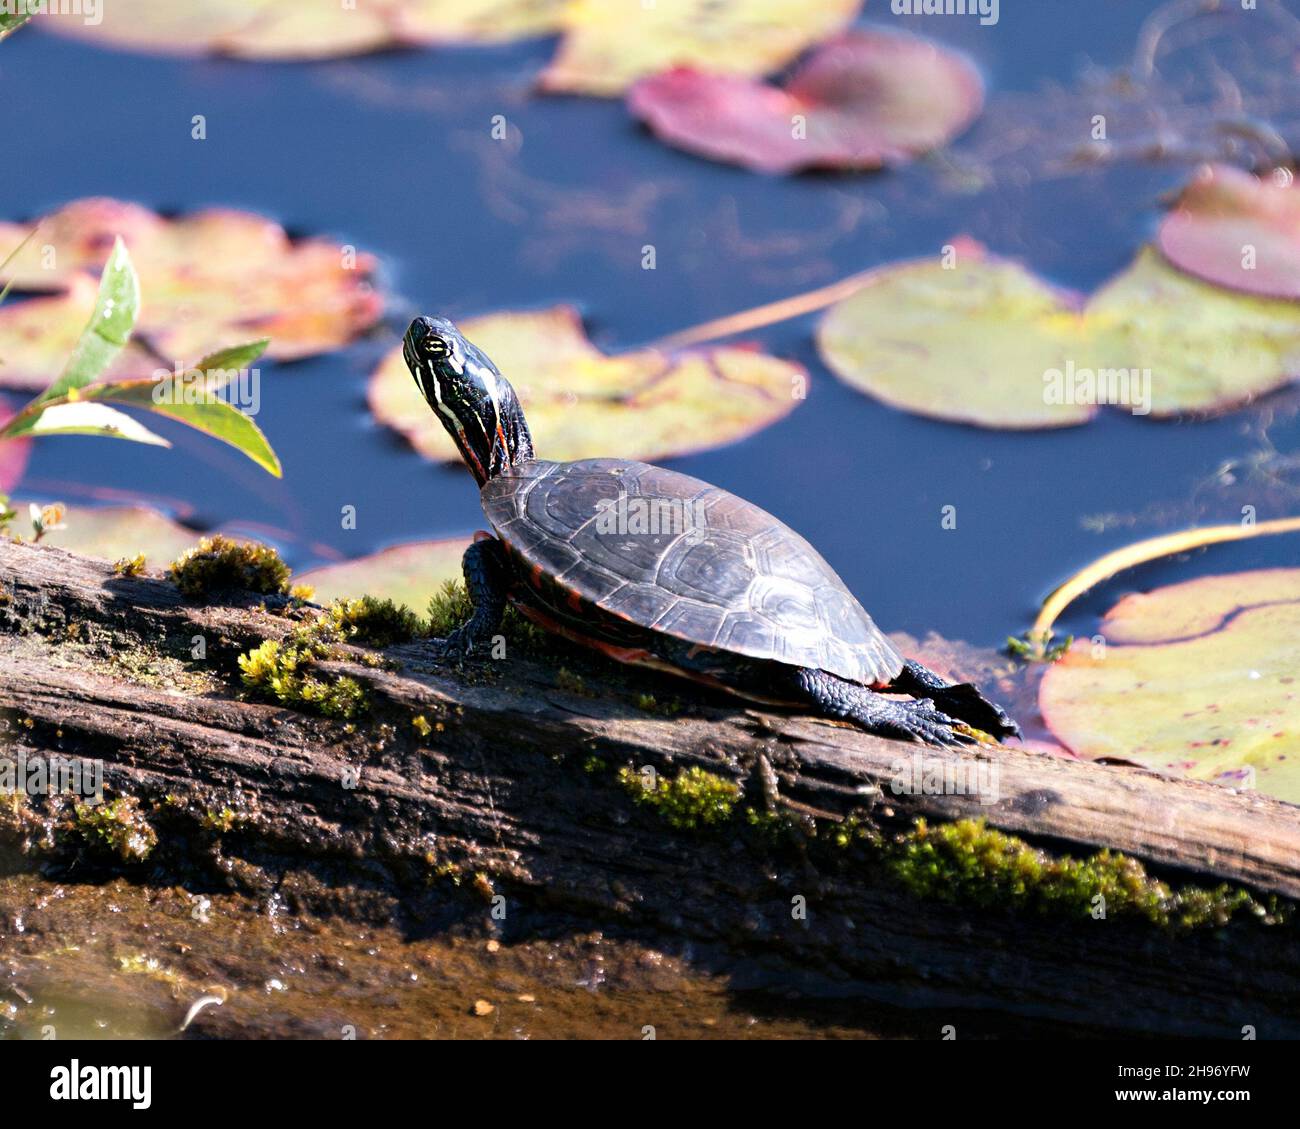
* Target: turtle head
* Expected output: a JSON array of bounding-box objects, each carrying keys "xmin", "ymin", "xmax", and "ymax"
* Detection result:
[{"xmin": 402, "ymin": 315, "xmax": 533, "ymax": 486}]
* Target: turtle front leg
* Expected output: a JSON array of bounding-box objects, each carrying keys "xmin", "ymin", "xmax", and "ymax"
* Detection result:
[
  {"xmin": 437, "ymin": 537, "xmax": 510, "ymax": 658},
  {"xmin": 890, "ymin": 660, "xmax": 1020, "ymax": 742},
  {"xmin": 794, "ymin": 668, "xmax": 977, "ymax": 748}
]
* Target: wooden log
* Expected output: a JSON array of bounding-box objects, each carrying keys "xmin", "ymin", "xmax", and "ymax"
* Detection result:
[{"xmin": 1, "ymin": 538, "xmax": 1298, "ymax": 1036}]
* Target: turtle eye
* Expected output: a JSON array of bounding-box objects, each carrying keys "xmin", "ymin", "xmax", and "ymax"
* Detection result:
[{"xmin": 421, "ymin": 335, "xmax": 452, "ymax": 359}]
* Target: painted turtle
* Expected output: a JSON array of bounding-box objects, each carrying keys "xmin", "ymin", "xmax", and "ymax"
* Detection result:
[{"xmin": 402, "ymin": 316, "xmax": 1018, "ymax": 746}]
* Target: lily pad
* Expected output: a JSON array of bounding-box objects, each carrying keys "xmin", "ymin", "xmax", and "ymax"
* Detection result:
[
  {"xmin": 369, "ymin": 306, "xmax": 805, "ymax": 464},
  {"xmin": 0, "ymin": 199, "xmax": 382, "ymax": 366},
  {"xmin": 817, "ymin": 240, "xmax": 1300, "ymax": 428},
  {"xmin": 543, "ymin": 0, "xmax": 861, "ymax": 96},
  {"xmin": 1086, "ymin": 247, "xmax": 1300, "ymax": 417},
  {"xmin": 628, "ymin": 29, "xmax": 983, "ymax": 174},
  {"xmin": 296, "ymin": 539, "xmax": 469, "ymax": 608},
  {"xmin": 816, "ymin": 239, "xmax": 1097, "ymax": 429},
  {"xmin": 25, "ymin": 503, "xmax": 200, "ymax": 563},
  {"xmin": 1158, "ymin": 164, "xmax": 1300, "ymax": 301},
  {"xmin": 1039, "ymin": 569, "xmax": 1300, "ymax": 804},
  {"xmin": 40, "ymin": 0, "xmax": 567, "ymax": 60}
]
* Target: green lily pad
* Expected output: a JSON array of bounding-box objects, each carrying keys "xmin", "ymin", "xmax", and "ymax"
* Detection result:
[
  {"xmin": 296, "ymin": 539, "xmax": 470, "ymax": 607},
  {"xmin": 370, "ymin": 305, "xmax": 806, "ymax": 464},
  {"xmin": 543, "ymin": 0, "xmax": 861, "ymax": 96},
  {"xmin": 817, "ymin": 240, "xmax": 1300, "ymax": 428},
  {"xmin": 628, "ymin": 29, "xmax": 982, "ymax": 174},
  {"xmin": 1086, "ymin": 247, "xmax": 1300, "ymax": 417},
  {"xmin": 1158, "ymin": 163, "xmax": 1300, "ymax": 302},
  {"xmin": 0, "ymin": 199, "xmax": 382, "ymax": 368},
  {"xmin": 40, "ymin": 0, "xmax": 567, "ymax": 60},
  {"xmin": 1039, "ymin": 569, "xmax": 1300, "ymax": 805},
  {"xmin": 816, "ymin": 239, "xmax": 1097, "ymax": 429}
]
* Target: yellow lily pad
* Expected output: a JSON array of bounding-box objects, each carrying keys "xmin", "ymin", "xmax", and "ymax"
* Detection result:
[
  {"xmin": 40, "ymin": 0, "xmax": 567, "ymax": 60},
  {"xmin": 817, "ymin": 240, "xmax": 1300, "ymax": 428},
  {"xmin": 0, "ymin": 199, "xmax": 382, "ymax": 367},
  {"xmin": 25, "ymin": 503, "xmax": 201, "ymax": 563},
  {"xmin": 816, "ymin": 239, "xmax": 1097, "ymax": 429},
  {"xmin": 1085, "ymin": 247, "xmax": 1300, "ymax": 417},
  {"xmin": 296, "ymin": 539, "xmax": 470, "ymax": 608},
  {"xmin": 542, "ymin": 0, "xmax": 862, "ymax": 96},
  {"xmin": 0, "ymin": 277, "xmax": 157, "ymax": 390},
  {"xmin": 369, "ymin": 306, "xmax": 805, "ymax": 464},
  {"xmin": 1039, "ymin": 569, "xmax": 1300, "ymax": 804}
]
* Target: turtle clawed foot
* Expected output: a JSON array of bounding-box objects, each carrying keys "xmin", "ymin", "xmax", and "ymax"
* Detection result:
[
  {"xmin": 421, "ymin": 627, "xmax": 479, "ymax": 661},
  {"xmin": 937, "ymin": 682, "xmax": 1021, "ymax": 742},
  {"xmin": 891, "ymin": 698, "xmax": 980, "ymax": 749}
]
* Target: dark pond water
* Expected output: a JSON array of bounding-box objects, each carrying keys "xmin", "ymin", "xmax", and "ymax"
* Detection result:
[{"xmin": 3, "ymin": 3, "xmax": 1298, "ymax": 649}]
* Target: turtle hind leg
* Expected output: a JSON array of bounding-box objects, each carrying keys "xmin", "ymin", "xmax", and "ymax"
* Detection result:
[
  {"xmin": 793, "ymin": 668, "xmax": 977, "ymax": 748},
  {"xmin": 438, "ymin": 537, "xmax": 510, "ymax": 657},
  {"xmin": 889, "ymin": 659, "xmax": 1020, "ymax": 742}
]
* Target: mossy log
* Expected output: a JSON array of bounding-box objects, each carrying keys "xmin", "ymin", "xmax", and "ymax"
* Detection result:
[{"xmin": 2, "ymin": 538, "xmax": 1299, "ymax": 1037}]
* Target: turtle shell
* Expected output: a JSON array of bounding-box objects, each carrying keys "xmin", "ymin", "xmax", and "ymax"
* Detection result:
[{"xmin": 481, "ymin": 458, "xmax": 904, "ymax": 688}]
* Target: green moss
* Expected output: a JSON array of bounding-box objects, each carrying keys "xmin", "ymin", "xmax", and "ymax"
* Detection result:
[
  {"xmin": 112, "ymin": 553, "xmax": 147, "ymax": 578},
  {"xmin": 326, "ymin": 596, "xmax": 423, "ymax": 648},
  {"xmin": 75, "ymin": 797, "xmax": 157, "ymax": 863},
  {"xmin": 885, "ymin": 818, "xmax": 1281, "ymax": 929},
  {"xmin": 618, "ymin": 765, "xmax": 740, "ymax": 831},
  {"xmin": 556, "ymin": 667, "xmax": 593, "ymax": 696},
  {"xmin": 412, "ymin": 714, "xmax": 433, "ymax": 739},
  {"xmin": 238, "ymin": 614, "xmax": 368, "ymax": 719},
  {"xmin": 168, "ymin": 535, "xmax": 290, "ymax": 598},
  {"xmin": 200, "ymin": 807, "xmax": 244, "ymax": 833},
  {"xmin": 582, "ymin": 754, "xmax": 607, "ymax": 774}
]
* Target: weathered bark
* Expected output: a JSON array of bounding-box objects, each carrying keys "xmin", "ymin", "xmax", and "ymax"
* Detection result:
[{"xmin": 2, "ymin": 538, "xmax": 1298, "ymax": 1037}]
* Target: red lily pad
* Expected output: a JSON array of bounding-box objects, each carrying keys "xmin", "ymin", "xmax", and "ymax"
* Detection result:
[
  {"xmin": 1158, "ymin": 164, "xmax": 1300, "ymax": 301},
  {"xmin": 0, "ymin": 199, "xmax": 382, "ymax": 368},
  {"xmin": 627, "ymin": 29, "xmax": 983, "ymax": 174}
]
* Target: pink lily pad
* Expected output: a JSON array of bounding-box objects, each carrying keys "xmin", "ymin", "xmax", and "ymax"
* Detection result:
[
  {"xmin": 0, "ymin": 411, "xmax": 32, "ymax": 492},
  {"xmin": 0, "ymin": 199, "xmax": 383, "ymax": 368},
  {"xmin": 1158, "ymin": 164, "xmax": 1300, "ymax": 301},
  {"xmin": 627, "ymin": 29, "xmax": 983, "ymax": 174}
]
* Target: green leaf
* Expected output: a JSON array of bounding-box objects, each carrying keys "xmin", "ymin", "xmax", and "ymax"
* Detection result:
[
  {"xmin": 0, "ymin": 225, "xmax": 38, "ymax": 309},
  {"xmin": 39, "ymin": 237, "xmax": 139, "ymax": 403},
  {"xmin": 24, "ymin": 401, "xmax": 170, "ymax": 447},
  {"xmin": 0, "ymin": 4, "xmax": 37, "ymax": 43},
  {"xmin": 90, "ymin": 379, "xmax": 282, "ymax": 477}
]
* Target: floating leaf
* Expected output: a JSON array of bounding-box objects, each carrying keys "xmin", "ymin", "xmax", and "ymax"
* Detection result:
[
  {"xmin": 296, "ymin": 539, "xmax": 470, "ymax": 607},
  {"xmin": 1039, "ymin": 569, "xmax": 1300, "ymax": 804},
  {"xmin": 21, "ymin": 502, "xmax": 200, "ymax": 563},
  {"xmin": 370, "ymin": 306, "xmax": 805, "ymax": 464},
  {"xmin": 1158, "ymin": 164, "xmax": 1300, "ymax": 302},
  {"xmin": 1086, "ymin": 247, "xmax": 1300, "ymax": 416},
  {"xmin": 544, "ymin": 0, "xmax": 860, "ymax": 96},
  {"xmin": 41, "ymin": 0, "xmax": 566, "ymax": 60},
  {"xmin": 0, "ymin": 199, "xmax": 382, "ymax": 365},
  {"xmin": 816, "ymin": 240, "xmax": 1097, "ymax": 429},
  {"xmin": 0, "ymin": 277, "xmax": 155, "ymax": 390},
  {"xmin": 628, "ymin": 29, "xmax": 982, "ymax": 174},
  {"xmin": 817, "ymin": 240, "xmax": 1300, "ymax": 428},
  {"xmin": 23, "ymin": 401, "xmax": 169, "ymax": 446}
]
